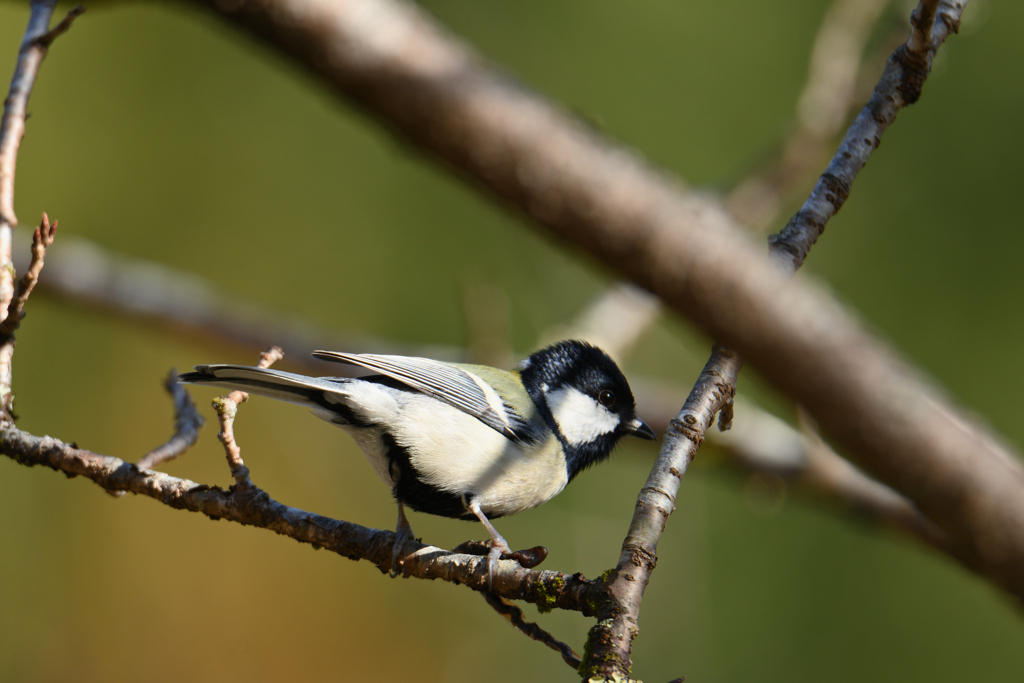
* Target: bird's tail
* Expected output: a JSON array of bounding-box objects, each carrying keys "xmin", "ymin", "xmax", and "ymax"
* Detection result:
[{"xmin": 179, "ymin": 365, "xmax": 348, "ymax": 409}]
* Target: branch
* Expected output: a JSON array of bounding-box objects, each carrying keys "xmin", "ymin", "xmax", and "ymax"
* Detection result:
[
  {"xmin": 1, "ymin": 212, "xmax": 56, "ymax": 338},
  {"xmin": 188, "ymin": 0, "xmax": 1022, "ymax": 607},
  {"xmin": 212, "ymin": 346, "xmax": 284, "ymax": 484},
  {"xmin": 769, "ymin": 0, "xmax": 956, "ymax": 274},
  {"xmin": 582, "ymin": 347, "xmax": 743, "ymax": 678},
  {"xmin": 589, "ymin": 1, "xmax": 987, "ymax": 677},
  {"xmin": 0, "ymin": 423, "xmax": 605, "ymax": 614},
  {"xmin": 482, "ymin": 594, "xmax": 582, "ymax": 671},
  {"xmin": 0, "ymin": 1, "xmax": 83, "ymax": 417},
  {"xmin": 135, "ymin": 370, "xmax": 205, "ymax": 471},
  {"xmin": 726, "ymin": 0, "xmax": 894, "ymax": 229}
]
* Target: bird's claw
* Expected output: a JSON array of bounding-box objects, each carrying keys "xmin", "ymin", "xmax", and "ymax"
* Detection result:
[
  {"xmin": 390, "ymin": 527, "xmax": 415, "ymax": 578},
  {"xmin": 485, "ymin": 538, "xmax": 511, "ymax": 590}
]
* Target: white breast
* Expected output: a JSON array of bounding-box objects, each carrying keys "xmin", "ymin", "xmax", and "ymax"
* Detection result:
[
  {"xmin": 311, "ymin": 381, "xmax": 569, "ymax": 517},
  {"xmin": 391, "ymin": 395, "xmax": 569, "ymax": 517}
]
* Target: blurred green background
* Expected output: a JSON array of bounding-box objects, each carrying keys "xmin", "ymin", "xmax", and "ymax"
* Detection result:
[{"xmin": 1, "ymin": 0, "xmax": 1022, "ymax": 681}]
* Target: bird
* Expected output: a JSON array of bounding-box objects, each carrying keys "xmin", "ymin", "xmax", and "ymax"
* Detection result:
[{"xmin": 179, "ymin": 339, "xmax": 656, "ymax": 584}]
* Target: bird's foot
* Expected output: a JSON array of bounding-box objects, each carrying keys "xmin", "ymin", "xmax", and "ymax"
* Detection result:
[
  {"xmin": 390, "ymin": 526, "xmax": 416, "ymax": 578},
  {"xmin": 390, "ymin": 505, "xmax": 416, "ymax": 577},
  {"xmin": 485, "ymin": 537, "xmax": 512, "ymax": 590}
]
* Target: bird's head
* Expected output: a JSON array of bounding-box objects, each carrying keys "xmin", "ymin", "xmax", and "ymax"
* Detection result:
[{"xmin": 519, "ymin": 340, "xmax": 656, "ymax": 478}]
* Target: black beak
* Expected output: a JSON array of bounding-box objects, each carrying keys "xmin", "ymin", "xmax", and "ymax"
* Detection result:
[{"xmin": 629, "ymin": 417, "xmax": 657, "ymax": 441}]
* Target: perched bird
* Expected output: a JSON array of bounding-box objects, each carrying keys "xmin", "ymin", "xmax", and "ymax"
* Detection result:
[{"xmin": 180, "ymin": 340, "xmax": 655, "ymax": 582}]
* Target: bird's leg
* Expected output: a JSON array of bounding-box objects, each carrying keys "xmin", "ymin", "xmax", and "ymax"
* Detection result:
[
  {"xmin": 467, "ymin": 499, "xmax": 511, "ymax": 589},
  {"xmin": 391, "ymin": 502, "xmax": 415, "ymax": 577}
]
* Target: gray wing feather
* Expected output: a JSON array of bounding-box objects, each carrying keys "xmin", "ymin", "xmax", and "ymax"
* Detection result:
[{"xmin": 312, "ymin": 351, "xmax": 534, "ymax": 443}]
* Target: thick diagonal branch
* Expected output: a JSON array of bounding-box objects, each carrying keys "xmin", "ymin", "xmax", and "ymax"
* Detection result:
[{"xmin": 194, "ymin": 0, "xmax": 1023, "ymax": 606}]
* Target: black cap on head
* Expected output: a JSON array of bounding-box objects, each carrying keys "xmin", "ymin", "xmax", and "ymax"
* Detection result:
[{"xmin": 521, "ymin": 340, "xmax": 636, "ymax": 408}]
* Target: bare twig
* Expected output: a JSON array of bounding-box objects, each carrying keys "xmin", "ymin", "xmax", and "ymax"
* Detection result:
[
  {"xmin": 769, "ymin": 0, "xmax": 957, "ymax": 274},
  {"xmin": 726, "ymin": 0, "xmax": 893, "ymax": 229},
  {"xmin": 213, "ymin": 394, "xmax": 250, "ymax": 484},
  {"xmin": 0, "ymin": 1, "xmax": 83, "ymax": 419},
  {"xmin": 482, "ymin": 593, "xmax": 582, "ymax": 671},
  {"xmin": 136, "ymin": 370, "xmax": 205, "ymax": 471},
  {"xmin": 1, "ymin": 213, "xmax": 56, "ymax": 338},
  {"xmin": 0, "ymin": 1, "xmax": 83, "ymax": 263},
  {"xmin": 0, "ymin": 213, "xmax": 58, "ymax": 415},
  {"xmin": 212, "ymin": 346, "xmax": 284, "ymax": 484},
  {"xmin": 582, "ymin": 347, "xmax": 742, "ymax": 678},
  {"xmin": 256, "ymin": 346, "xmax": 285, "ymax": 369}
]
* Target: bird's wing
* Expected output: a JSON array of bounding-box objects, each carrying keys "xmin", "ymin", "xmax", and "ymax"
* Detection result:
[{"xmin": 312, "ymin": 351, "xmax": 537, "ymax": 444}]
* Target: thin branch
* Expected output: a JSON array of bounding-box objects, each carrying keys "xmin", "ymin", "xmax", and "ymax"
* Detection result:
[
  {"xmin": 213, "ymin": 346, "xmax": 283, "ymax": 484},
  {"xmin": 1, "ymin": 212, "xmax": 56, "ymax": 338},
  {"xmin": 135, "ymin": 370, "xmax": 205, "ymax": 471},
  {"xmin": 0, "ymin": 1, "xmax": 83, "ymax": 418},
  {"xmin": 0, "ymin": 0, "xmax": 66, "ymax": 228},
  {"xmin": 768, "ymin": 0, "xmax": 958, "ymax": 274},
  {"xmin": 482, "ymin": 593, "xmax": 582, "ymax": 671},
  {"xmin": 0, "ymin": 423, "xmax": 605, "ymax": 614},
  {"xmin": 36, "ymin": 4, "xmax": 86, "ymax": 48},
  {"xmin": 588, "ymin": 1, "xmax": 977, "ymax": 677},
  {"xmin": 726, "ymin": 0, "xmax": 894, "ymax": 229},
  {"xmin": 582, "ymin": 347, "xmax": 742, "ymax": 679},
  {"xmin": 0, "ymin": 213, "xmax": 57, "ymax": 416}
]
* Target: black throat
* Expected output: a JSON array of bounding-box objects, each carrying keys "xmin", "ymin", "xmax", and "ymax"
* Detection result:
[{"xmin": 520, "ymin": 347, "xmax": 626, "ymax": 483}]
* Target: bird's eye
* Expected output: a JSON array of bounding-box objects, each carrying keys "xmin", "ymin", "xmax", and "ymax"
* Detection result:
[{"xmin": 598, "ymin": 390, "xmax": 615, "ymax": 407}]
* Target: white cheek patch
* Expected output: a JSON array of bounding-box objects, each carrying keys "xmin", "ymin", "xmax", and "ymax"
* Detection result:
[{"xmin": 545, "ymin": 386, "xmax": 620, "ymax": 445}]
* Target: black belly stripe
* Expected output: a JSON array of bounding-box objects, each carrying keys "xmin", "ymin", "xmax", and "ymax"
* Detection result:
[{"xmin": 381, "ymin": 432, "xmax": 490, "ymax": 521}]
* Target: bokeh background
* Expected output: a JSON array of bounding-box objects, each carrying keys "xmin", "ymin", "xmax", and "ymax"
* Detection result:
[{"xmin": 1, "ymin": 0, "xmax": 1022, "ymax": 681}]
